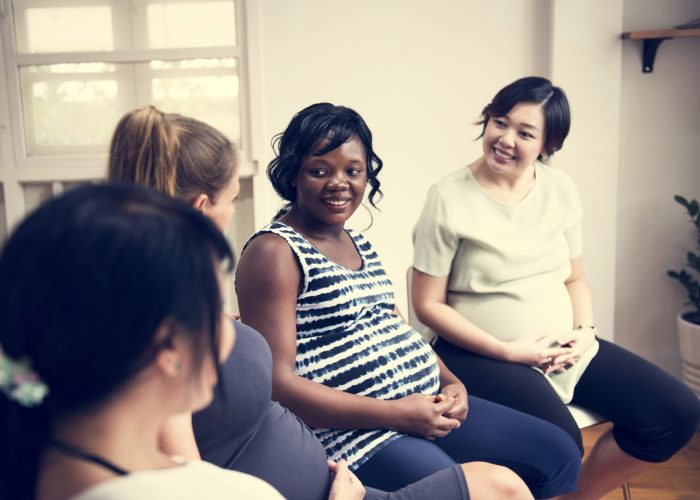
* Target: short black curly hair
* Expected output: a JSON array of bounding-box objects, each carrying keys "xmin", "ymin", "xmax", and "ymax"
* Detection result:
[{"xmin": 267, "ymin": 102, "xmax": 383, "ymax": 210}]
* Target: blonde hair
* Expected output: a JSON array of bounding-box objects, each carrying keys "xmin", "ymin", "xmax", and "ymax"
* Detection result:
[{"xmin": 107, "ymin": 106, "xmax": 238, "ymax": 203}]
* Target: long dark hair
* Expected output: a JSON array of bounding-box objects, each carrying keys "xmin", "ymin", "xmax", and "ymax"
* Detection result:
[
  {"xmin": 477, "ymin": 76, "xmax": 571, "ymax": 160},
  {"xmin": 267, "ymin": 102, "xmax": 383, "ymax": 216},
  {"xmin": 0, "ymin": 183, "xmax": 233, "ymax": 500}
]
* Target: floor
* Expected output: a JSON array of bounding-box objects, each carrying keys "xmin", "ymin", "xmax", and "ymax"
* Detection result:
[{"xmin": 582, "ymin": 423, "xmax": 700, "ymax": 500}]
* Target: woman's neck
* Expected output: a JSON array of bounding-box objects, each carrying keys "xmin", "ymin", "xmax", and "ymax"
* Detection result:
[
  {"xmin": 469, "ymin": 157, "xmax": 537, "ymax": 205},
  {"xmin": 281, "ymin": 206, "xmax": 346, "ymax": 242},
  {"xmin": 37, "ymin": 381, "xmax": 178, "ymax": 500},
  {"xmin": 51, "ymin": 399, "xmax": 168, "ymax": 468}
]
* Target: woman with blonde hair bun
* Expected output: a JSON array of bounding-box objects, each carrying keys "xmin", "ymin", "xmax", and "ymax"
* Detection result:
[{"xmin": 108, "ymin": 105, "xmax": 241, "ymax": 232}]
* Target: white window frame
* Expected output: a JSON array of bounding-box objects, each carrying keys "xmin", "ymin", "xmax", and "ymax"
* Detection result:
[{"xmin": 0, "ymin": 0, "xmax": 260, "ymax": 239}]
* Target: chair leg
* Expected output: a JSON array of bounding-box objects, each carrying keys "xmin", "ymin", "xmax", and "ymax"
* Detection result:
[{"xmin": 622, "ymin": 481, "xmax": 632, "ymax": 500}]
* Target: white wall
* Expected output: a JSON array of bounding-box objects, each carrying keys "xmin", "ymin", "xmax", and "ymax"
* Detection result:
[{"xmin": 614, "ymin": 0, "xmax": 700, "ymax": 377}]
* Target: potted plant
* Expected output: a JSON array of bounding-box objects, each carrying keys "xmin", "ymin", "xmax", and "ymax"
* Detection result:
[{"xmin": 667, "ymin": 195, "xmax": 700, "ymax": 397}]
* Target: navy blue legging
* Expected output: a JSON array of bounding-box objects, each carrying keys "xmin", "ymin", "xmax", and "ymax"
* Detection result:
[
  {"xmin": 434, "ymin": 337, "xmax": 700, "ymax": 462},
  {"xmin": 355, "ymin": 395, "xmax": 580, "ymax": 498}
]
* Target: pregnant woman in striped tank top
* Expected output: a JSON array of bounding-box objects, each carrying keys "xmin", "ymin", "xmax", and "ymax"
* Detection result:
[{"xmin": 236, "ymin": 103, "xmax": 582, "ymax": 498}]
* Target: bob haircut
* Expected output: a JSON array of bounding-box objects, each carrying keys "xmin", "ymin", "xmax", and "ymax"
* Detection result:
[
  {"xmin": 0, "ymin": 183, "xmax": 233, "ymax": 500},
  {"xmin": 267, "ymin": 102, "xmax": 383, "ymax": 210},
  {"xmin": 477, "ymin": 76, "xmax": 571, "ymax": 160}
]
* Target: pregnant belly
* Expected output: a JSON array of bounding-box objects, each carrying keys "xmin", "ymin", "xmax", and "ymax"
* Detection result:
[{"xmin": 448, "ymin": 287, "xmax": 573, "ymax": 341}]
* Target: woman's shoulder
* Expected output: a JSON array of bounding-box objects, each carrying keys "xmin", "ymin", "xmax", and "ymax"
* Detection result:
[
  {"xmin": 537, "ymin": 164, "xmax": 578, "ymax": 191},
  {"xmin": 240, "ymin": 224, "xmax": 298, "ymax": 263},
  {"xmin": 71, "ymin": 461, "xmax": 283, "ymax": 500},
  {"xmin": 432, "ymin": 165, "xmax": 473, "ymax": 191},
  {"xmin": 535, "ymin": 164, "xmax": 582, "ymax": 214},
  {"xmin": 236, "ymin": 225, "xmax": 303, "ymax": 297},
  {"xmin": 417, "ymin": 166, "xmax": 480, "ymax": 217},
  {"xmin": 243, "ymin": 221, "xmax": 293, "ymax": 251},
  {"xmin": 424, "ymin": 166, "xmax": 481, "ymax": 208}
]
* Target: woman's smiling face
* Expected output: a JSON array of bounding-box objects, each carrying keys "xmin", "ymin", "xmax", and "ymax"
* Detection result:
[
  {"xmin": 482, "ymin": 102, "xmax": 546, "ymax": 177},
  {"xmin": 293, "ymin": 136, "xmax": 367, "ymax": 227}
]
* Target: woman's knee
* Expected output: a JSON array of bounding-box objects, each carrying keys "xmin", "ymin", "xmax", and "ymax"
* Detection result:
[
  {"xmin": 460, "ymin": 462, "xmax": 533, "ymax": 500},
  {"xmin": 615, "ymin": 383, "xmax": 700, "ymax": 462},
  {"xmin": 666, "ymin": 383, "xmax": 700, "ymax": 447}
]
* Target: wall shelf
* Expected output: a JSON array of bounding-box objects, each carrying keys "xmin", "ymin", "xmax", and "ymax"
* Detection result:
[{"xmin": 621, "ymin": 29, "xmax": 700, "ymax": 73}]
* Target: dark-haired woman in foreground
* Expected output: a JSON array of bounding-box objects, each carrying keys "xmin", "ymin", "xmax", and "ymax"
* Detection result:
[
  {"xmin": 108, "ymin": 105, "xmax": 525, "ymax": 500},
  {"xmin": 0, "ymin": 184, "xmax": 284, "ymax": 499},
  {"xmin": 235, "ymin": 102, "xmax": 582, "ymax": 498},
  {"xmin": 411, "ymin": 76, "xmax": 700, "ymax": 499}
]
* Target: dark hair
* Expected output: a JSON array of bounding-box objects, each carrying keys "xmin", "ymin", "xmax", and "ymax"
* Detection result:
[
  {"xmin": 477, "ymin": 76, "xmax": 570, "ymax": 160},
  {"xmin": 0, "ymin": 183, "xmax": 233, "ymax": 500},
  {"xmin": 108, "ymin": 105, "xmax": 238, "ymax": 203},
  {"xmin": 267, "ymin": 102, "xmax": 383, "ymax": 214}
]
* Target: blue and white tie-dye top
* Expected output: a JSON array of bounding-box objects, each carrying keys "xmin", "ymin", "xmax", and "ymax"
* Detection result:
[{"xmin": 246, "ymin": 222, "xmax": 441, "ymax": 470}]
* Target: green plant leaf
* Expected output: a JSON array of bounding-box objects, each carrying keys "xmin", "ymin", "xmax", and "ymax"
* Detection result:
[
  {"xmin": 690, "ymin": 200, "xmax": 699, "ymax": 216},
  {"xmin": 689, "ymin": 252, "xmax": 700, "ymax": 272},
  {"xmin": 670, "ymin": 195, "xmax": 700, "ymax": 314},
  {"xmin": 675, "ymin": 195, "xmax": 689, "ymax": 208}
]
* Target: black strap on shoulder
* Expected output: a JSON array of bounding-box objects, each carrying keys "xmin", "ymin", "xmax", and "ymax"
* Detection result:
[{"xmin": 49, "ymin": 438, "xmax": 130, "ymax": 476}]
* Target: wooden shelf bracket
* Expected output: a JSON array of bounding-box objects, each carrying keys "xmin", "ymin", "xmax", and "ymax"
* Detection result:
[
  {"xmin": 622, "ymin": 29, "xmax": 700, "ymax": 74},
  {"xmin": 641, "ymin": 37, "xmax": 667, "ymax": 73}
]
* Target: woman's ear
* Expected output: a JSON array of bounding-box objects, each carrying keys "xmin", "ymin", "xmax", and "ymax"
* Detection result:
[
  {"xmin": 191, "ymin": 193, "xmax": 210, "ymax": 216},
  {"xmin": 154, "ymin": 323, "xmax": 183, "ymax": 378}
]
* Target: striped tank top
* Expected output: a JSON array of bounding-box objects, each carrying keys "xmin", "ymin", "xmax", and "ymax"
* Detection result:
[{"xmin": 247, "ymin": 222, "xmax": 440, "ymax": 469}]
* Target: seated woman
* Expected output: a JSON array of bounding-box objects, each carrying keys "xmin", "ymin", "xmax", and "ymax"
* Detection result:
[
  {"xmin": 107, "ymin": 106, "xmax": 527, "ymax": 500},
  {"xmin": 235, "ymin": 102, "xmax": 583, "ymax": 497},
  {"xmin": 0, "ymin": 184, "xmax": 284, "ymax": 499},
  {"xmin": 411, "ymin": 76, "xmax": 700, "ymax": 499}
]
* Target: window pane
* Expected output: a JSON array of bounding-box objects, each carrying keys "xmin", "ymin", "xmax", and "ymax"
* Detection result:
[
  {"xmin": 15, "ymin": 2, "xmax": 114, "ymax": 53},
  {"xmin": 20, "ymin": 58, "xmax": 241, "ymax": 156},
  {"xmin": 146, "ymin": 58, "xmax": 240, "ymax": 144},
  {"xmin": 144, "ymin": 1, "xmax": 236, "ymax": 48},
  {"xmin": 14, "ymin": 1, "xmax": 236, "ymax": 53},
  {"xmin": 20, "ymin": 63, "xmax": 128, "ymax": 156}
]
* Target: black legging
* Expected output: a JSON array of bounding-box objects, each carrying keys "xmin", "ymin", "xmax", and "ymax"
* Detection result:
[{"xmin": 434, "ymin": 338, "xmax": 700, "ymax": 462}]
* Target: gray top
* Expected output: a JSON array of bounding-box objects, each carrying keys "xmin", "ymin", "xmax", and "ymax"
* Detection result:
[{"xmin": 193, "ymin": 321, "xmax": 330, "ymax": 500}]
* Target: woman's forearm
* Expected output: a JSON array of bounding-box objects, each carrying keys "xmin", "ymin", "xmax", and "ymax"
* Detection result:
[
  {"xmin": 565, "ymin": 257, "xmax": 595, "ymax": 328},
  {"xmin": 271, "ymin": 368, "xmax": 398, "ymax": 430},
  {"xmin": 419, "ymin": 301, "xmax": 508, "ymax": 359},
  {"xmin": 412, "ymin": 271, "xmax": 509, "ymax": 360},
  {"xmin": 566, "ymin": 277, "xmax": 594, "ymax": 327}
]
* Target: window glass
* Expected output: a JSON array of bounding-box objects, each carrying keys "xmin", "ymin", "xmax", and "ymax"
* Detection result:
[
  {"xmin": 20, "ymin": 63, "xmax": 127, "ymax": 155},
  {"xmin": 16, "ymin": 3, "xmax": 115, "ymax": 53},
  {"xmin": 14, "ymin": 0, "xmax": 237, "ymax": 53},
  {"xmin": 20, "ymin": 58, "xmax": 240, "ymax": 155},
  {"xmin": 148, "ymin": 58, "xmax": 239, "ymax": 143},
  {"xmin": 145, "ymin": 1, "xmax": 237, "ymax": 48},
  {"xmin": 9, "ymin": 1, "xmax": 244, "ymax": 162}
]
